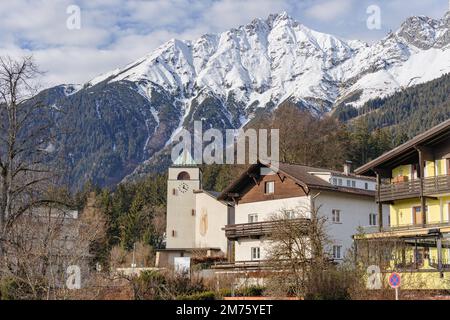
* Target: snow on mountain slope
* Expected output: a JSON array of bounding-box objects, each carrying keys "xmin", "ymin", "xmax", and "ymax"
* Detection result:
[{"xmin": 87, "ymin": 11, "xmax": 450, "ymax": 116}]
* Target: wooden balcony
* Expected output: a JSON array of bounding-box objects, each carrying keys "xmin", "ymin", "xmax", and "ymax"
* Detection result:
[
  {"xmin": 224, "ymin": 218, "xmax": 310, "ymax": 240},
  {"xmin": 378, "ymin": 175, "xmax": 450, "ymax": 202}
]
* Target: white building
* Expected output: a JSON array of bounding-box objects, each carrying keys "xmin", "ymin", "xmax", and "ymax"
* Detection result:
[{"xmin": 217, "ymin": 162, "xmax": 389, "ymax": 264}]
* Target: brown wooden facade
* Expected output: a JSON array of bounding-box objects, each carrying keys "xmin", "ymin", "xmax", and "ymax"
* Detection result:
[{"xmin": 238, "ymin": 173, "xmax": 307, "ymax": 204}]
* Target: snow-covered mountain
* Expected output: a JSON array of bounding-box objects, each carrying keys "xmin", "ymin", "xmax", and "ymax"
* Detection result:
[
  {"xmin": 39, "ymin": 12, "xmax": 450, "ymax": 188},
  {"xmin": 89, "ymin": 11, "xmax": 450, "ymax": 114}
]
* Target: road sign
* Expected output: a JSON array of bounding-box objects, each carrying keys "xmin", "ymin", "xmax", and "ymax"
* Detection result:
[{"xmin": 388, "ymin": 272, "xmax": 401, "ymax": 289}]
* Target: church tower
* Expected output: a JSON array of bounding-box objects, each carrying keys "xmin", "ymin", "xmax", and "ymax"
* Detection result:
[{"xmin": 165, "ymin": 151, "xmax": 202, "ymax": 249}]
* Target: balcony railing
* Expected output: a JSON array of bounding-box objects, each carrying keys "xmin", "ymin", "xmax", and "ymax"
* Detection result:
[
  {"xmin": 224, "ymin": 218, "xmax": 310, "ymax": 240},
  {"xmin": 362, "ymin": 221, "xmax": 450, "ymax": 234},
  {"xmin": 378, "ymin": 175, "xmax": 450, "ymax": 202}
]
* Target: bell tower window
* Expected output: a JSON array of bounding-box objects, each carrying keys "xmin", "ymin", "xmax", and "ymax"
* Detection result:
[{"xmin": 177, "ymin": 171, "xmax": 190, "ymax": 180}]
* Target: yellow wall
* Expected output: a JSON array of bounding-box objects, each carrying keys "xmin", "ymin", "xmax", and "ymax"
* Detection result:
[
  {"xmin": 425, "ymin": 160, "xmax": 447, "ymax": 177},
  {"xmin": 390, "ymin": 199, "xmax": 416, "ymax": 226},
  {"xmin": 392, "ymin": 159, "xmax": 447, "ymax": 179},
  {"xmin": 389, "ymin": 161, "xmax": 450, "ymax": 227},
  {"xmin": 390, "ymin": 197, "xmax": 450, "ymax": 227},
  {"xmin": 392, "ymin": 165, "xmax": 412, "ymax": 179}
]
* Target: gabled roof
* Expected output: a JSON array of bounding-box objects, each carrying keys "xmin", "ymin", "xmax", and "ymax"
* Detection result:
[
  {"xmin": 218, "ymin": 161, "xmax": 375, "ymax": 201},
  {"xmin": 355, "ymin": 118, "xmax": 450, "ymax": 176}
]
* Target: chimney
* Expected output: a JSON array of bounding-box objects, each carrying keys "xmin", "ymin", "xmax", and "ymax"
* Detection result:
[{"xmin": 344, "ymin": 161, "xmax": 353, "ymax": 175}]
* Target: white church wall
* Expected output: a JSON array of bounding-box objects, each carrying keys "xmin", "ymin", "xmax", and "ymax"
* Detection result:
[{"xmin": 194, "ymin": 192, "xmax": 229, "ymax": 255}]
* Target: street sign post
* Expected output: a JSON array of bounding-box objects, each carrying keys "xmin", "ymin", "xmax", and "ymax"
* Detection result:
[{"xmin": 388, "ymin": 272, "xmax": 401, "ymax": 300}]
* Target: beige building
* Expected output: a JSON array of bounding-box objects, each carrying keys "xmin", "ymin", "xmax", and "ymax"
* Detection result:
[{"xmin": 156, "ymin": 154, "xmax": 234, "ymax": 267}]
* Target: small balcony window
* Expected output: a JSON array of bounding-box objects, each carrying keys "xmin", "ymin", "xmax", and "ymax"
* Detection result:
[
  {"xmin": 265, "ymin": 181, "xmax": 275, "ymax": 194},
  {"xmin": 251, "ymin": 247, "xmax": 260, "ymax": 260},
  {"xmin": 248, "ymin": 214, "xmax": 258, "ymax": 223}
]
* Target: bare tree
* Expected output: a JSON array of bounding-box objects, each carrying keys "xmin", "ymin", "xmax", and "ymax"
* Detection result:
[
  {"xmin": 0, "ymin": 56, "xmax": 60, "ymax": 256},
  {"xmin": 265, "ymin": 206, "xmax": 333, "ymax": 298},
  {"xmin": 0, "ymin": 193, "xmax": 107, "ymax": 300}
]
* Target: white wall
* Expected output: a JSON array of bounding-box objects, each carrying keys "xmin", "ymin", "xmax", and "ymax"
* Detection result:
[
  {"xmin": 194, "ymin": 192, "xmax": 229, "ymax": 255},
  {"xmin": 235, "ymin": 197, "xmax": 311, "ymax": 224},
  {"xmin": 313, "ymin": 191, "xmax": 389, "ymax": 259},
  {"xmin": 235, "ymin": 239, "xmax": 273, "ymax": 262}
]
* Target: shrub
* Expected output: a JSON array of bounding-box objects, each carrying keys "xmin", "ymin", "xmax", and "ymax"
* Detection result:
[
  {"xmin": 177, "ymin": 291, "xmax": 216, "ymax": 300},
  {"xmin": 131, "ymin": 270, "xmax": 207, "ymax": 300},
  {"xmin": 0, "ymin": 278, "xmax": 20, "ymax": 300},
  {"xmin": 238, "ymin": 285, "xmax": 266, "ymax": 297}
]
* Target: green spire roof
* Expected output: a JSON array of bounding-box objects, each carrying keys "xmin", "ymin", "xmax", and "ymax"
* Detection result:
[{"xmin": 173, "ymin": 150, "xmax": 197, "ymax": 167}]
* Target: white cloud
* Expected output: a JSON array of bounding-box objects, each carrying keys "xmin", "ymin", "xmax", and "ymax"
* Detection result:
[
  {"xmin": 204, "ymin": 0, "xmax": 292, "ymax": 31},
  {"xmin": 0, "ymin": 0, "xmax": 447, "ymax": 87},
  {"xmin": 305, "ymin": 0, "xmax": 354, "ymax": 21}
]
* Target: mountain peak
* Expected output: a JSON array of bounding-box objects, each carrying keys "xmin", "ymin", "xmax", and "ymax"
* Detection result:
[
  {"xmin": 395, "ymin": 13, "xmax": 450, "ymax": 49},
  {"xmin": 443, "ymin": 10, "xmax": 450, "ymax": 23},
  {"xmin": 266, "ymin": 11, "xmax": 296, "ymax": 27}
]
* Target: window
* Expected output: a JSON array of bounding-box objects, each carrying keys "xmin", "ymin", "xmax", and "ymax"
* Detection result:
[
  {"xmin": 352, "ymin": 181, "xmax": 356, "ymax": 188},
  {"xmin": 338, "ymin": 179, "xmax": 343, "ymax": 186},
  {"xmin": 347, "ymin": 180, "xmax": 351, "ymax": 187},
  {"xmin": 332, "ymin": 178, "xmax": 337, "ymax": 185},
  {"xmin": 248, "ymin": 214, "xmax": 258, "ymax": 223},
  {"xmin": 333, "ymin": 245, "xmax": 342, "ymax": 260},
  {"xmin": 177, "ymin": 171, "xmax": 190, "ymax": 180},
  {"xmin": 332, "ymin": 209, "xmax": 341, "ymax": 223},
  {"xmin": 285, "ymin": 210, "xmax": 296, "ymax": 219},
  {"xmin": 369, "ymin": 213, "xmax": 377, "ymax": 226},
  {"xmin": 265, "ymin": 181, "xmax": 275, "ymax": 194},
  {"xmin": 365, "ymin": 182, "xmax": 369, "ymax": 190},
  {"xmin": 251, "ymin": 247, "xmax": 260, "ymax": 260}
]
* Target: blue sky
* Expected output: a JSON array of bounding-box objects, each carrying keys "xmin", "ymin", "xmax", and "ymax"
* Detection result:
[{"xmin": 0, "ymin": 0, "xmax": 448, "ymax": 86}]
